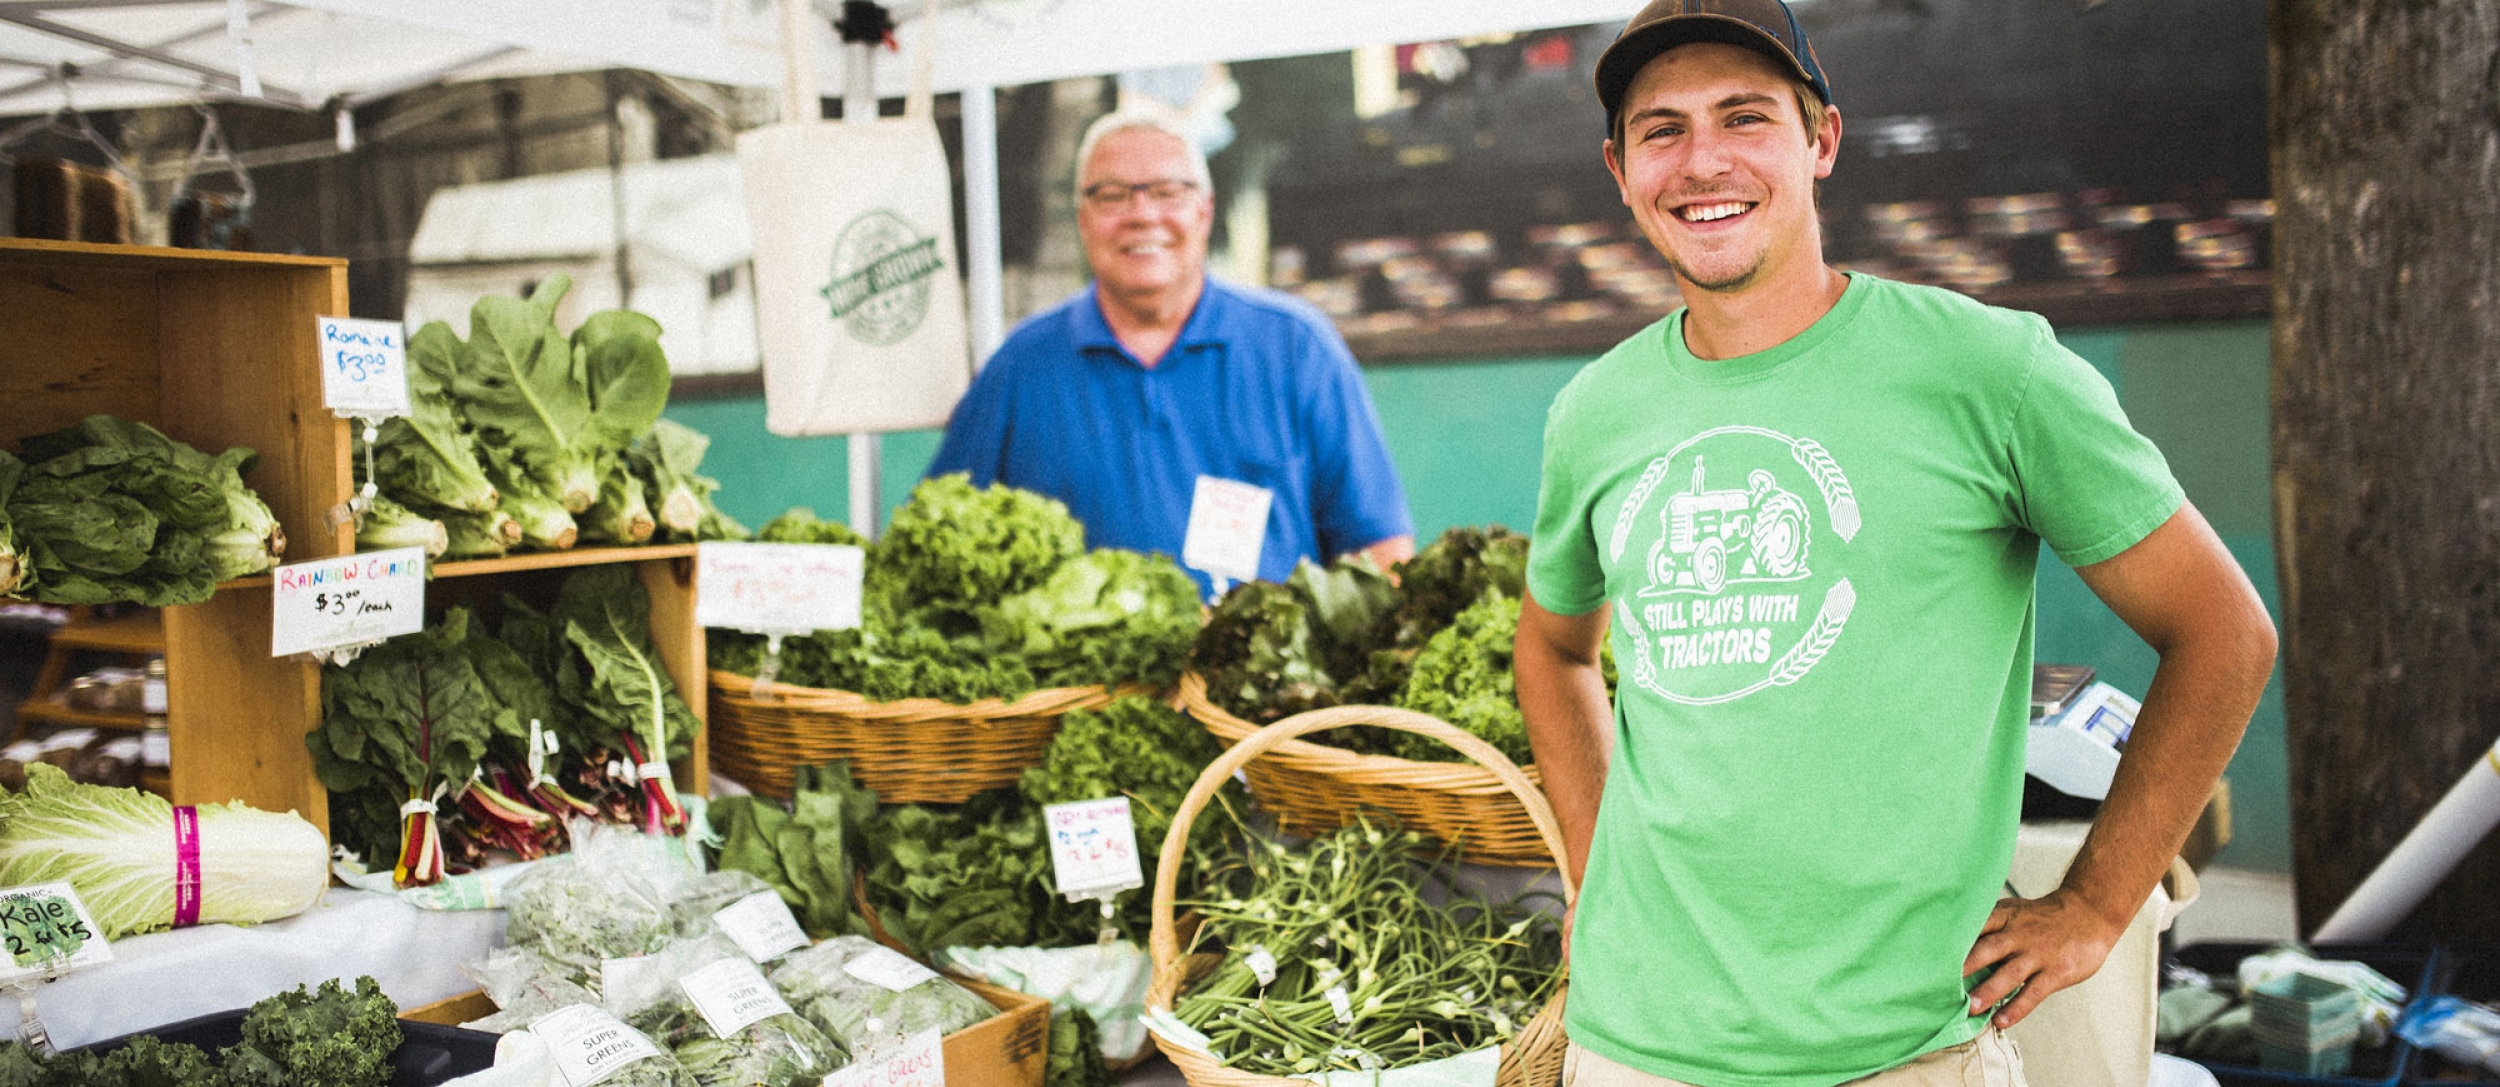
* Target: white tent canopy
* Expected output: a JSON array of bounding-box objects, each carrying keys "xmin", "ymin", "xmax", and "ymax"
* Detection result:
[
  {"xmin": 0, "ymin": 0, "xmax": 1634, "ymax": 118},
  {"xmin": 1, "ymin": 0, "xmax": 1637, "ymax": 529}
]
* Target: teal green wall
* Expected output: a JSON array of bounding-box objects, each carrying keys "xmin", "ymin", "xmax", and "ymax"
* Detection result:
[{"xmin": 670, "ymin": 317, "xmax": 2288, "ymax": 870}]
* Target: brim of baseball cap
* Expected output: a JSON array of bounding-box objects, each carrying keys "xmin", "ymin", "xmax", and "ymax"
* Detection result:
[{"xmin": 1595, "ymin": 13, "xmax": 1830, "ymax": 116}]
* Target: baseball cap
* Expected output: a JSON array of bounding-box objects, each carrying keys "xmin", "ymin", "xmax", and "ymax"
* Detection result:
[{"xmin": 1595, "ymin": 0, "xmax": 1835, "ymax": 122}]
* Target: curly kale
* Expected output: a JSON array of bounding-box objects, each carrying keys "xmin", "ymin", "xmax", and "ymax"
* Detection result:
[
  {"xmin": 0, "ymin": 977, "xmax": 401, "ymax": 1087},
  {"xmin": 0, "ymin": 1043, "xmax": 46, "ymax": 1087},
  {"xmin": 94, "ymin": 1036, "xmax": 219, "ymax": 1087},
  {"xmin": 237, "ymin": 976, "xmax": 402, "ymax": 1087}
]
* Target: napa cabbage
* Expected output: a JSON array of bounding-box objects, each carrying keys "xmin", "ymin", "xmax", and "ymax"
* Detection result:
[{"xmin": 0, "ymin": 764, "xmax": 327, "ymax": 938}]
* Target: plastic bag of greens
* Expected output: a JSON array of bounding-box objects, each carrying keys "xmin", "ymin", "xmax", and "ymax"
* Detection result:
[
  {"xmin": 462, "ymin": 945, "xmax": 603, "ymax": 1032},
  {"xmin": 604, "ymin": 934, "xmax": 847, "ymax": 1087},
  {"xmin": 524, "ymin": 1003, "xmax": 699, "ymax": 1087},
  {"xmin": 504, "ymin": 823, "xmax": 683, "ymax": 975},
  {"xmin": 771, "ymin": 936, "xmax": 998, "ymax": 1061},
  {"xmin": 667, "ymin": 868, "xmax": 781, "ymax": 940}
]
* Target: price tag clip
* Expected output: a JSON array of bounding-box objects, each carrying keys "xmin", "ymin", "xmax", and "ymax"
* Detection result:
[
  {"xmin": 749, "ymin": 629, "xmax": 806, "ymax": 701},
  {"xmin": 1043, "ymin": 798, "xmax": 1145, "ymax": 906}
]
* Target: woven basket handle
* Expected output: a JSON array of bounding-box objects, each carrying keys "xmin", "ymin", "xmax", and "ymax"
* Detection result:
[{"xmin": 1147, "ymin": 705, "xmax": 1575, "ymax": 976}]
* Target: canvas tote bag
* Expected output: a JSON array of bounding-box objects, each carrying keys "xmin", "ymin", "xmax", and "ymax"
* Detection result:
[{"xmin": 739, "ymin": 0, "xmax": 970, "ymax": 436}]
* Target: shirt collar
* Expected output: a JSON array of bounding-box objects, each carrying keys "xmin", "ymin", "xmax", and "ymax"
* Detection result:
[{"xmin": 1072, "ymin": 277, "xmax": 1225, "ymax": 364}]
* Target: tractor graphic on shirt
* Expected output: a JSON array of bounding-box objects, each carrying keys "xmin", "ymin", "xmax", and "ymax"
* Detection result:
[{"xmin": 1646, "ymin": 456, "xmax": 1814, "ymax": 595}]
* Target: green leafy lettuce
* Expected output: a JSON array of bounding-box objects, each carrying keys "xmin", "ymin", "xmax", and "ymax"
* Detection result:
[
  {"xmin": 633, "ymin": 419, "xmax": 746, "ymax": 541},
  {"xmin": 880, "ymin": 473, "xmax": 1083, "ymax": 608},
  {"xmin": 374, "ymin": 321, "xmax": 500, "ymax": 515},
  {"xmin": 3, "ymin": 415, "xmax": 284, "ymax": 604}
]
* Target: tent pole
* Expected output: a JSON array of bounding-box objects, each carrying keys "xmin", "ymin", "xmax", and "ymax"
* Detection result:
[
  {"xmin": 844, "ymin": 38, "xmax": 881, "ymax": 538},
  {"xmin": 962, "ymin": 81, "xmax": 1004, "ymax": 367}
]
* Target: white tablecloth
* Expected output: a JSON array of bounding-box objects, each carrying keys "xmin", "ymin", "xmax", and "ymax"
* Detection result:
[{"xmin": 0, "ymin": 888, "xmax": 505, "ymax": 1049}]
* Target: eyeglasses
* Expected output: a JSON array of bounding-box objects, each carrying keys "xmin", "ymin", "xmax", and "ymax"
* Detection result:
[{"xmin": 1081, "ymin": 179, "xmax": 1200, "ymax": 211}]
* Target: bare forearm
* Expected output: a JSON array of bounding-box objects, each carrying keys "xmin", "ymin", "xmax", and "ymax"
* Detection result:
[
  {"xmin": 1516, "ymin": 598, "xmax": 1614, "ymax": 887},
  {"xmin": 1967, "ymin": 504, "xmax": 2276, "ymax": 1028},
  {"xmin": 2058, "ymin": 629, "xmax": 2272, "ymax": 926},
  {"xmin": 2049, "ymin": 504, "xmax": 2277, "ymax": 927}
]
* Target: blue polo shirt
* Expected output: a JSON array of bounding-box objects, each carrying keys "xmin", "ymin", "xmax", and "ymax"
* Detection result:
[{"xmin": 927, "ymin": 278, "xmax": 1412, "ymax": 595}]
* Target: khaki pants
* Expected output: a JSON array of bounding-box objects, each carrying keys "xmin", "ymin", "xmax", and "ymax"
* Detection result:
[{"xmin": 1561, "ymin": 1030, "xmax": 2028, "ymax": 1087}]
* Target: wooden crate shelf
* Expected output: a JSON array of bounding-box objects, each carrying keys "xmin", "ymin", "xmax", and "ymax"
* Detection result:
[
  {"xmin": 15, "ymin": 699, "xmax": 152, "ymax": 732},
  {"xmin": 1, "ymin": 238, "xmax": 709, "ymax": 837}
]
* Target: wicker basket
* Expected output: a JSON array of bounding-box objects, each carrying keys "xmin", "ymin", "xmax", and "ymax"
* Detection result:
[
  {"xmin": 708, "ymin": 670, "xmax": 1146, "ymax": 802},
  {"xmin": 1146, "ymin": 705, "xmax": 1572, "ymax": 1087},
  {"xmin": 1177, "ymin": 672, "xmax": 1553, "ymax": 866}
]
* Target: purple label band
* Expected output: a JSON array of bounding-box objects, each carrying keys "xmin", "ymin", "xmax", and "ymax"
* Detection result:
[{"xmin": 173, "ymin": 805, "xmax": 201, "ymax": 928}]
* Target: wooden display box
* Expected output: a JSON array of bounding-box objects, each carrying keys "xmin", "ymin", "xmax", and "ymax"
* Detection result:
[
  {"xmin": 0, "ymin": 238, "xmax": 708, "ymax": 835},
  {"xmin": 403, "ymin": 977, "xmax": 1051, "ymax": 1087}
]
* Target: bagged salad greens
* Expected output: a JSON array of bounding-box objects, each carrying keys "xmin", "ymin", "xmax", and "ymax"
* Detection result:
[
  {"xmin": 666, "ymin": 868, "xmax": 782, "ymax": 941},
  {"xmin": 461, "ymin": 944, "xmax": 602, "ymax": 1033},
  {"xmin": 769, "ymin": 936, "xmax": 997, "ymax": 1061},
  {"xmin": 524, "ymin": 1004, "xmax": 698, "ymax": 1087},
  {"xmin": 602, "ymin": 934, "xmax": 846, "ymax": 1087},
  {"xmin": 501, "ymin": 819, "xmax": 688, "ymax": 977}
]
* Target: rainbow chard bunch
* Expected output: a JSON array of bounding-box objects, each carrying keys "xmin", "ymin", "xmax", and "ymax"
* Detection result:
[
  {"xmin": 309, "ymin": 610, "xmax": 500, "ymax": 886},
  {"xmin": 546, "ymin": 565, "xmax": 702, "ymax": 834},
  {"xmin": 312, "ymin": 566, "xmax": 702, "ymax": 879}
]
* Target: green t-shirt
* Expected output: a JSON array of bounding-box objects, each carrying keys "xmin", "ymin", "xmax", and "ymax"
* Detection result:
[{"xmin": 1526, "ymin": 274, "xmax": 2182, "ymax": 1087}]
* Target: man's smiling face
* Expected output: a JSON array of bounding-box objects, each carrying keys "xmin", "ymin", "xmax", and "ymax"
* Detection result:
[
  {"xmin": 1605, "ymin": 41, "xmax": 1841, "ymax": 297},
  {"xmin": 1077, "ymin": 127, "xmax": 1214, "ymax": 305}
]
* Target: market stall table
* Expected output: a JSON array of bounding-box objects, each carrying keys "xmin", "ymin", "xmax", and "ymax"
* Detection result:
[{"xmin": 0, "ymin": 887, "xmax": 503, "ymax": 1049}]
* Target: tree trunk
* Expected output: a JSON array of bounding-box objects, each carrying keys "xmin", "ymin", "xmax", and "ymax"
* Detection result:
[{"xmin": 2272, "ymin": 0, "xmax": 2500, "ymax": 936}]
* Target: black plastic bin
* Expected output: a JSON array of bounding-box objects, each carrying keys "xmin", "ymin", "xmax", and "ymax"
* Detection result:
[
  {"xmin": 2169, "ymin": 940, "xmax": 2438, "ymax": 1087},
  {"xmin": 78, "ymin": 1009, "xmax": 500, "ymax": 1086}
]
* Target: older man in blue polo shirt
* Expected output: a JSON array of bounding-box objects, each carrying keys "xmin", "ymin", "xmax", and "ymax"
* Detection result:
[{"xmin": 930, "ymin": 110, "xmax": 1415, "ymax": 597}]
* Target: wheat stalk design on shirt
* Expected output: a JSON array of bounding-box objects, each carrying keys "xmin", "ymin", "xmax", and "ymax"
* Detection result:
[
  {"xmin": 1609, "ymin": 454, "xmax": 1678, "ymax": 562},
  {"xmin": 1790, "ymin": 438, "xmax": 1861, "ymax": 543},
  {"xmin": 1616, "ymin": 599, "xmax": 1658, "ymax": 691},
  {"xmin": 1767, "ymin": 578, "xmax": 1857, "ymax": 687}
]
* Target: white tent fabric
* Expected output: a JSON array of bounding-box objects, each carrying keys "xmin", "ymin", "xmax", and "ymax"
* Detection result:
[{"xmin": 0, "ymin": 0, "xmax": 1635, "ymax": 118}]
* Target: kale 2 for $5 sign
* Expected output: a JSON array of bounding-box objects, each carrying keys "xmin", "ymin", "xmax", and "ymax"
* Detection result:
[{"xmin": 0, "ymin": 883, "xmax": 112, "ymax": 982}]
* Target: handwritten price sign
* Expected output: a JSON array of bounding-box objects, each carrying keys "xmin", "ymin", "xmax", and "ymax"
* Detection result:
[
  {"xmin": 695, "ymin": 542, "xmax": 865, "ymax": 635},
  {"xmin": 271, "ymin": 547, "xmax": 427, "ymax": 657},
  {"xmin": 825, "ymin": 1028, "xmax": 944, "ymax": 1087},
  {"xmin": 1043, "ymin": 797, "xmax": 1144, "ymax": 901},
  {"xmin": 1182, "ymin": 476, "xmax": 1272, "ymax": 586},
  {"xmin": 316, "ymin": 316, "xmax": 411, "ymax": 417},
  {"xmin": 0, "ymin": 882, "xmax": 112, "ymax": 983}
]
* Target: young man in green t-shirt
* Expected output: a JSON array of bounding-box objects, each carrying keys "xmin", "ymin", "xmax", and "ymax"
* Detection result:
[{"xmin": 1516, "ymin": 2, "xmax": 2280, "ymax": 1084}]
